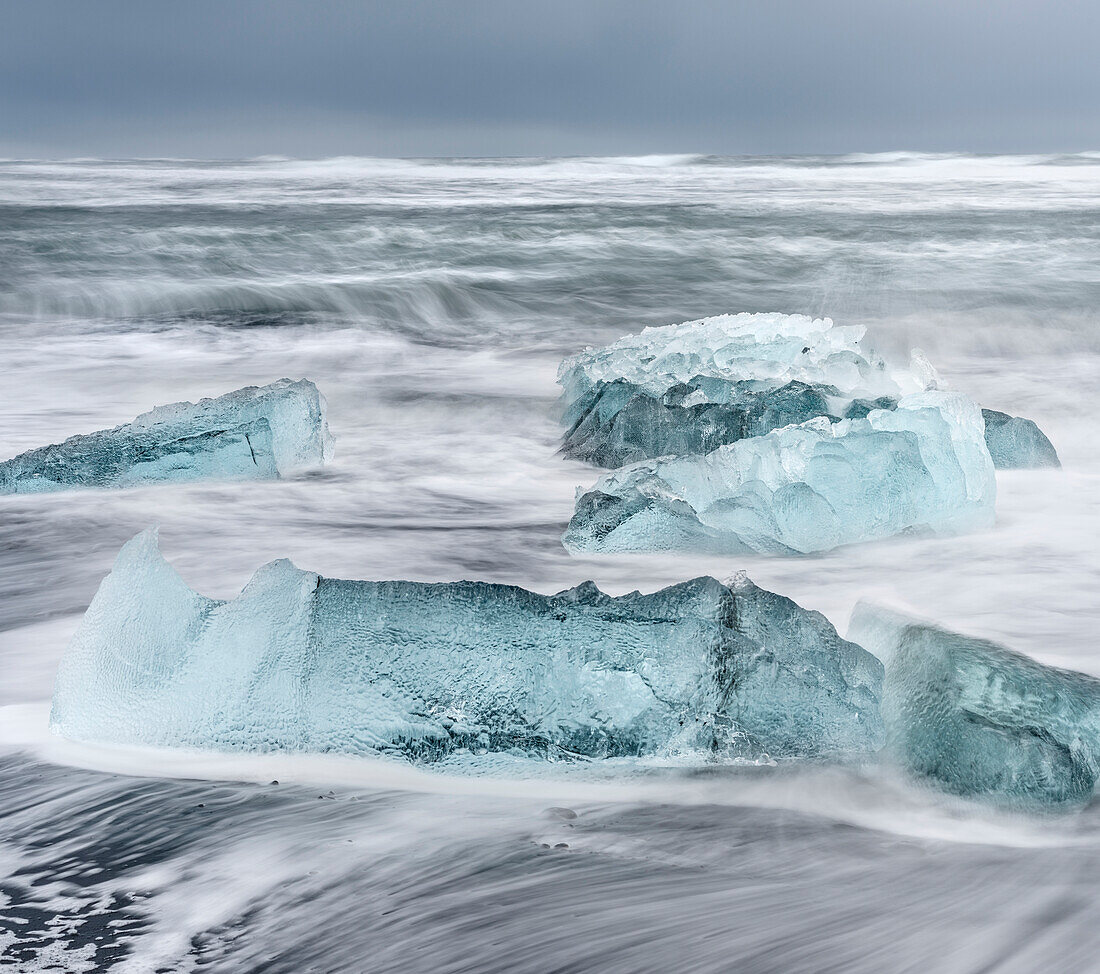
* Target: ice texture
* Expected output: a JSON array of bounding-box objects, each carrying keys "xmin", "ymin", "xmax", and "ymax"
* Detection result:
[
  {"xmin": 558, "ymin": 313, "xmax": 935, "ymax": 465},
  {"xmin": 559, "ymin": 313, "xmax": 916, "ymax": 406},
  {"xmin": 562, "ymin": 378, "xmax": 839, "ymax": 468},
  {"xmin": 981, "ymin": 408, "xmax": 1060, "ymax": 469},
  {"xmin": 0, "ymin": 379, "xmax": 332, "ymax": 493},
  {"xmin": 50, "ymin": 531, "xmax": 884, "ymax": 764},
  {"xmin": 564, "ymin": 391, "xmax": 996, "ymax": 556},
  {"xmin": 849, "ymin": 603, "xmax": 1100, "ymax": 807}
]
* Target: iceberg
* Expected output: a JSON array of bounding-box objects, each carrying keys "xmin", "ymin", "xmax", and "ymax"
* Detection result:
[
  {"xmin": 0, "ymin": 379, "xmax": 332, "ymax": 493},
  {"xmin": 50, "ymin": 531, "xmax": 885, "ymax": 764},
  {"xmin": 849, "ymin": 603, "xmax": 1100, "ymax": 807},
  {"xmin": 564, "ymin": 391, "xmax": 996, "ymax": 556},
  {"xmin": 559, "ymin": 313, "xmax": 1061, "ymax": 475},
  {"xmin": 982, "ymin": 409, "xmax": 1060, "ymax": 469},
  {"xmin": 558, "ymin": 313, "xmax": 935, "ymax": 466}
]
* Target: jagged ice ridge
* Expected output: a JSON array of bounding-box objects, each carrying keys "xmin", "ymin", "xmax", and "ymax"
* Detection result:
[{"xmin": 49, "ymin": 531, "xmax": 885, "ymax": 765}]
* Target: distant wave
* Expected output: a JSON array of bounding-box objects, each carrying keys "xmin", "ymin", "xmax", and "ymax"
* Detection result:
[{"xmin": 569, "ymin": 153, "xmax": 713, "ymax": 167}]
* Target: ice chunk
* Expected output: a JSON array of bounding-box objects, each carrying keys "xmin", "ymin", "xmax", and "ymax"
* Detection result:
[
  {"xmin": 563, "ymin": 391, "xmax": 996, "ymax": 555},
  {"xmin": 849, "ymin": 602, "xmax": 1100, "ymax": 807},
  {"xmin": 559, "ymin": 313, "xmax": 917, "ymax": 407},
  {"xmin": 981, "ymin": 408, "xmax": 1060, "ymax": 469},
  {"xmin": 0, "ymin": 379, "xmax": 333, "ymax": 493},
  {"xmin": 562, "ymin": 377, "xmax": 839, "ymax": 468},
  {"xmin": 558, "ymin": 314, "xmax": 935, "ymax": 466},
  {"xmin": 50, "ymin": 531, "xmax": 884, "ymax": 764}
]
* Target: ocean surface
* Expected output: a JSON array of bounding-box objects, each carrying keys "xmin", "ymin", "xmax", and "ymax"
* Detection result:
[{"xmin": 1, "ymin": 153, "xmax": 1099, "ymax": 972}]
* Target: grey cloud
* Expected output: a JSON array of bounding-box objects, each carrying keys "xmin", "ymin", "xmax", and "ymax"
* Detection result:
[{"xmin": 1, "ymin": 0, "xmax": 1097, "ymax": 157}]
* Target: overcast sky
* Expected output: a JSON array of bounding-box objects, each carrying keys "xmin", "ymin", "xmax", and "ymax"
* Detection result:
[{"xmin": 2, "ymin": 0, "xmax": 1097, "ymax": 158}]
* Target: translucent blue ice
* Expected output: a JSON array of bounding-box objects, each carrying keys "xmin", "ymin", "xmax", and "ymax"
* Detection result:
[
  {"xmin": 564, "ymin": 391, "xmax": 996, "ymax": 556},
  {"xmin": 558, "ymin": 313, "xmax": 937, "ymax": 466},
  {"xmin": 982, "ymin": 409, "xmax": 1061, "ymax": 469},
  {"xmin": 850, "ymin": 603, "xmax": 1100, "ymax": 807},
  {"xmin": 0, "ymin": 379, "xmax": 332, "ymax": 493},
  {"xmin": 50, "ymin": 531, "xmax": 884, "ymax": 764},
  {"xmin": 562, "ymin": 377, "xmax": 840, "ymax": 468}
]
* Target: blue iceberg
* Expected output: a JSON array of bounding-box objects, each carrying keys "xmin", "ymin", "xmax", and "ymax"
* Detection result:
[
  {"xmin": 559, "ymin": 313, "xmax": 937, "ymax": 467},
  {"xmin": 982, "ymin": 408, "xmax": 1061, "ymax": 469},
  {"xmin": 559, "ymin": 314, "xmax": 1061, "ymax": 475},
  {"xmin": 0, "ymin": 378, "xmax": 332, "ymax": 494},
  {"xmin": 850, "ymin": 603, "xmax": 1100, "ymax": 807},
  {"xmin": 50, "ymin": 531, "xmax": 885, "ymax": 764},
  {"xmin": 564, "ymin": 391, "xmax": 996, "ymax": 556}
]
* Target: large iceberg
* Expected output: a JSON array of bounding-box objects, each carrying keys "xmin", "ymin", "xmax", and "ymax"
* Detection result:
[
  {"xmin": 850, "ymin": 603, "xmax": 1100, "ymax": 807},
  {"xmin": 559, "ymin": 314, "xmax": 1061, "ymax": 475},
  {"xmin": 50, "ymin": 531, "xmax": 884, "ymax": 764},
  {"xmin": 982, "ymin": 408, "xmax": 1061, "ymax": 469},
  {"xmin": 559, "ymin": 313, "xmax": 935, "ymax": 466},
  {"xmin": 0, "ymin": 379, "xmax": 332, "ymax": 493},
  {"xmin": 564, "ymin": 391, "xmax": 996, "ymax": 556}
]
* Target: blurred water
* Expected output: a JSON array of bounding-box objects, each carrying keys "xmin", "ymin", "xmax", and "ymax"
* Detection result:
[{"xmin": 1, "ymin": 153, "xmax": 1099, "ymax": 971}]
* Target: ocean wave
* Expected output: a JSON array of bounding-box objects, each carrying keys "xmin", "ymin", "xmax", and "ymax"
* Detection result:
[
  {"xmin": 2, "ymin": 155, "xmax": 1100, "ymax": 970},
  {"xmin": 5, "ymin": 153, "xmax": 1100, "ymax": 212},
  {"xmin": 0, "ymin": 701, "xmax": 1086, "ymax": 850}
]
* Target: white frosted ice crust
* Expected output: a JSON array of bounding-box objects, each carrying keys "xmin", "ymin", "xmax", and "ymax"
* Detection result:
[
  {"xmin": 559, "ymin": 312, "xmax": 927, "ymax": 407},
  {"xmin": 0, "ymin": 378, "xmax": 333, "ymax": 494},
  {"xmin": 49, "ymin": 530, "xmax": 885, "ymax": 765},
  {"xmin": 564, "ymin": 391, "xmax": 996, "ymax": 555}
]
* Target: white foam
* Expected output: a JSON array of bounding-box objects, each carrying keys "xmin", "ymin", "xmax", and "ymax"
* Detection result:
[{"xmin": 0, "ymin": 702, "xmax": 1081, "ymax": 850}]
